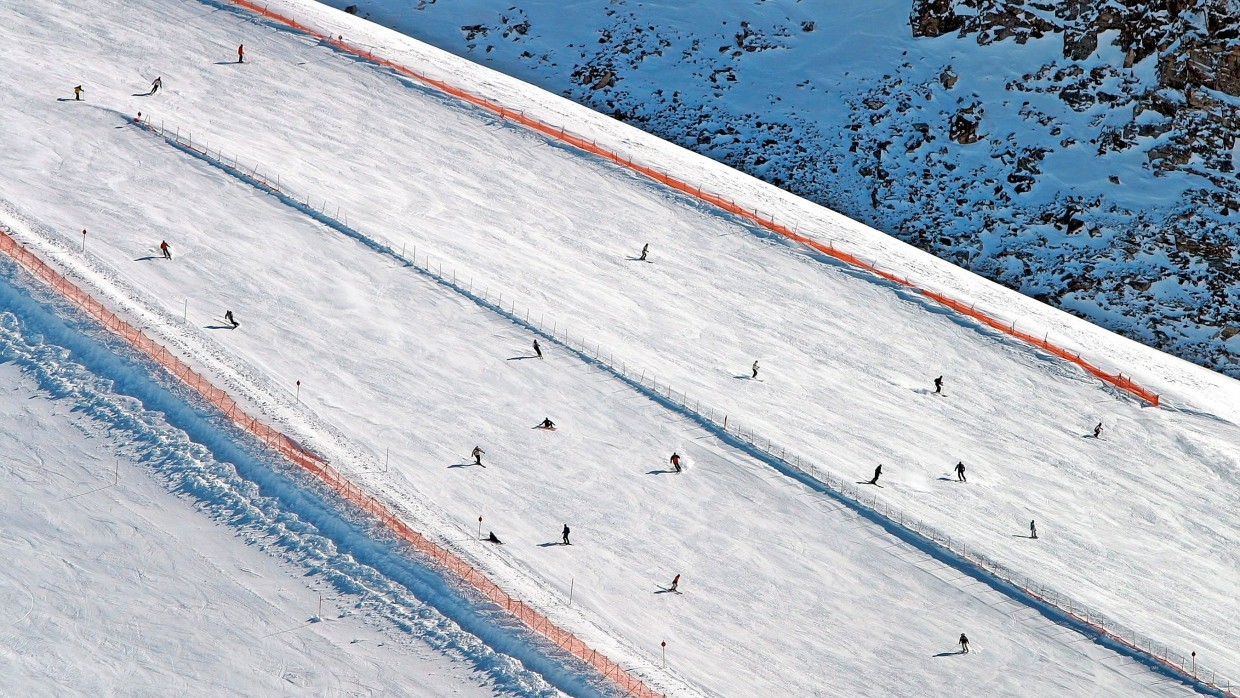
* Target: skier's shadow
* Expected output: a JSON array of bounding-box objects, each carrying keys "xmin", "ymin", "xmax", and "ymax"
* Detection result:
[
  {"xmin": 131, "ymin": 92, "xmax": 152, "ymax": 97},
  {"xmin": 936, "ymin": 477, "xmax": 955, "ymax": 482},
  {"xmin": 56, "ymin": 98, "xmax": 78, "ymax": 102},
  {"xmin": 447, "ymin": 462, "xmax": 477, "ymax": 469},
  {"xmin": 733, "ymin": 375, "xmax": 752, "ymax": 380},
  {"xmin": 1011, "ymin": 534, "xmax": 1036, "ymax": 538},
  {"xmin": 646, "ymin": 468, "xmax": 678, "ymax": 475},
  {"xmin": 214, "ymin": 61, "xmax": 243, "ymax": 65},
  {"xmin": 204, "ymin": 324, "xmax": 236, "ymax": 330},
  {"xmin": 134, "ymin": 255, "xmax": 162, "ymax": 262},
  {"xmin": 933, "ymin": 650, "xmax": 967, "ymax": 657},
  {"xmin": 625, "ymin": 256, "xmax": 646, "ymax": 262},
  {"xmin": 1081, "ymin": 433, "xmax": 1098, "ymax": 439},
  {"xmin": 653, "ymin": 588, "xmax": 676, "ymax": 594},
  {"xmin": 506, "ymin": 355, "xmax": 538, "ymax": 361},
  {"xmin": 536, "ymin": 542, "xmax": 565, "ymax": 548}
]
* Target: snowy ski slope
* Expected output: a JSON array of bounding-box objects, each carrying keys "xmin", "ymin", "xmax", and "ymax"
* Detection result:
[{"xmin": 2, "ymin": 0, "xmax": 1240, "ymax": 694}]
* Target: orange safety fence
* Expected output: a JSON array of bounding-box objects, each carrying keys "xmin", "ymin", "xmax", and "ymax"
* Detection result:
[
  {"xmin": 0, "ymin": 227, "xmax": 666, "ymax": 698},
  {"xmin": 225, "ymin": 0, "xmax": 1160, "ymax": 407}
]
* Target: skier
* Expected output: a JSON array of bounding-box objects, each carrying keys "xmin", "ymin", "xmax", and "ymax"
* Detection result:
[
  {"xmin": 562, "ymin": 524, "xmax": 571, "ymax": 545},
  {"xmin": 487, "ymin": 531, "xmax": 503, "ymax": 544},
  {"xmin": 954, "ymin": 461, "xmax": 966, "ymax": 482},
  {"xmin": 533, "ymin": 339, "xmax": 542, "ymax": 359},
  {"xmin": 1093, "ymin": 422, "xmax": 1103, "ymax": 438},
  {"xmin": 670, "ymin": 452, "xmax": 682, "ymax": 473},
  {"xmin": 540, "ymin": 417, "xmax": 555, "ymax": 429},
  {"xmin": 471, "ymin": 446, "xmax": 485, "ymax": 466},
  {"xmin": 752, "ymin": 360, "xmax": 760, "ymax": 379},
  {"xmin": 224, "ymin": 310, "xmax": 238, "ymax": 328},
  {"xmin": 149, "ymin": 76, "xmax": 162, "ymax": 95},
  {"xmin": 959, "ymin": 633, "xmax": 970, "ymax": 654},
  {"xmin": 1030, "ymin": 520, "xmax": 1038, "ymax": 539},
  {"xmin": 669, "ymin": 574, "xmax": 680, "ymax": 592},
  {"xmin": 73, "ymin": 85, "xmax": 83, "ymax": 101},
  {"xmin": 868, "ymin": 463, "xmax": 882, "ymax": 485},
  {"xmin": 934, "ymin": 375, "xmax": 943, "ymax": 394},
  {"xmin": 639, "ymin": 243, "xmax": 649, "ymax": 261},
  {"xmin": 237, "ymin": 43, "xmax": 245, "ymax": 63},
  {"xmin": 159, "ymin": 240, "xmax": 171, "ymax": 260}
]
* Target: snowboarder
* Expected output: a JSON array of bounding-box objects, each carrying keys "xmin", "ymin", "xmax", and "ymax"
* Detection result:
[
  {"xmin": 562, "ymin": 524, "xmax": 571, "ymax": 545},
  {"xmin": 868, "ymin": 463, "xmax": 882, "ymax": 485},
  {"xmin": 670, "ymin": 452, "xmax": 681, "ymax": 473},
  {"xmin": 237, "ymin": 43, "xmax": 245, "ymax": 63},
  {"xmin": 533, "ymin": 339, "xmax": 542, "ymax": 359},
  {"xmin": 487, "ymin": 531, "xmax": 502, "ymax": 544},
  {"xmin": 752, "ymin": 360, "xmax": 760, "ymax": 379},
  {"xmin": 669, "ymin": 574, "xmax": 680, "ymax": 592},
  {"xmin": 224, "ymin": 310, "xmax": 238, "ymax": 328},
  {"xmin": 639, "ymin": 243, "xmax": 649, "ymax": 261},
  {"xmin": 1030, "ymin": 520, "xmax": 1038, "ymax": 539},
  {"xmin": 934, "ymin": 375, "xmax": 943, "ymax": 394},
  {"xmin": 954, "ymin": 461, "xmax": 966, "ymax": 482},
  {"xmin": 540, "ymin": 417, "xmax": 555, "ymax": 429},
  {"xmin": 959, "ymin": 633, "xmax": 969, "ymax": 654},
  {"xmin": 149, "ymin": 76, "xmax": 162, "ymax": 95},
  {"xmin": 1093, "ymin": 422, "xmax": 1103, "ymax": 438},
  {"xmin": 471, "ymin": 446, "xmax": 485, "ymax": 466},
  {"xmin": 73, "ymin": 85, "xmax": 83, "ymax": 101},
  {"xmin": 159, "ymin": 240, "xmax": 171, "ymax": 260}
]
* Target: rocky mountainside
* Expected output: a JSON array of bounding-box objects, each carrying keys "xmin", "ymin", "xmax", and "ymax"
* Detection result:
[{"xmin": 332, "ymin": 0, "xmax": 1240, "ymax": 376}]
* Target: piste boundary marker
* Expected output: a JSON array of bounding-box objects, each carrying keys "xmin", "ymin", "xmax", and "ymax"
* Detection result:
[
  {"xmin": 224, "ymin": 0, "xmax": 1158, "ymax": 407},
  {"xmin": 0, "ymin": 225, "xmax": 667, "ymax": 698}
]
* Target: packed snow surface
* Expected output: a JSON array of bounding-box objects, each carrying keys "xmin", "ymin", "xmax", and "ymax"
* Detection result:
[{"xmin": 2, "ymin": 0, "xmax": 1240, "ymax": 695}]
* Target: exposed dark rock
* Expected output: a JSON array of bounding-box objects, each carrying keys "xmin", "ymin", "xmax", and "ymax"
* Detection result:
[{"xmin": 949, "ymin": 108, "xmax": 981, "ymax": 144}]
